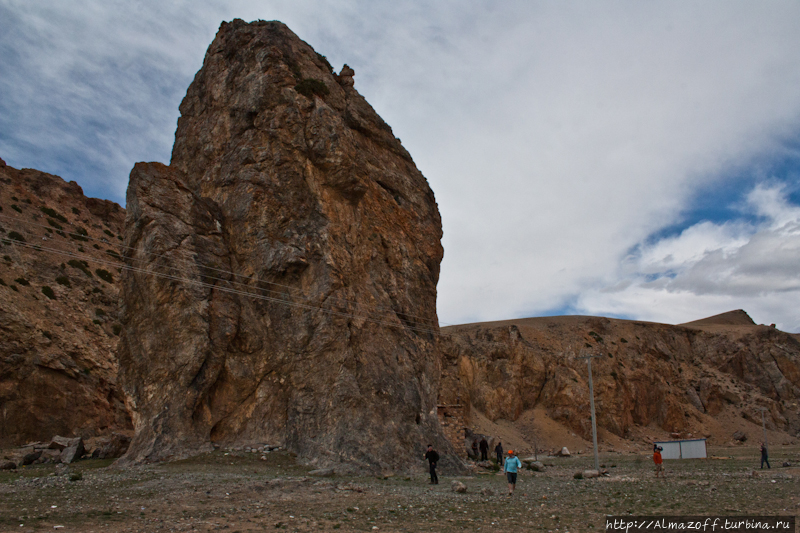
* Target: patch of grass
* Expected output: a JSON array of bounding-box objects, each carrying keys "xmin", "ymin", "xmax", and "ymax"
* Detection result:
[
  {"xmin": 68, "ymin": 259, "xmax": 92, "ymax": 277},
  {"xmin": 6, "ymin": 231, "xmax": 25, "ymax": 242},
  {"xmin": 47, "ymin": 218, "xmax": 63, "ymax": 230},
  {"xmin": 295, "ymin": 78, "xmax": 329, "ymax": 98},
  {"xmin": 70, "ymin": 226, "xmax": 89, "ymax": 241},
  {"xmin": 316, "ymin": 52, "xmax": 333, "ymax": 73},
  {"xmin": 96, "ymin": 268, "xmax": 113, "ymax": 283},
  {"xmin": 40, "ymin": 206, "xmax": 68, "ymax": 222},
  {"xmin": 41, "ymin": 285, "xmax": 55, "ymax": 299}
]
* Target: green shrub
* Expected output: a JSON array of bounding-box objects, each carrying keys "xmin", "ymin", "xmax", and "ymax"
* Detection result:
[
  {"xmin": 93, "ymin": 244, "xmax": 100, "ymax": 249},
  {"xmin": 40, "ymin": 207, "xmax": 68, "ymax": 222},
  {"xmin": 42, "ymin": 331, "xmax": 52, "ymax": 339},
  {"xmin": 10, "ymin": 285, "xmax": 18, "ymax": 292},
  {"xmin": 55, "ymin": 275, "xmax": 71, "ymax": 287},
  {"xmin": 45, "ymin": 227, "xmax": 53, "ymax": 233},
  {"xmin": 2, "ymin": 256, "xmax": 10, "ymax": 262},
  {"xmin": 112, "ymin": 324, "xmax": 122, "ymax": 336},
  {"xmin": 11, "ymin": 204, "xmax": 22, "ymax": 213},
  {"xmin": 22, "ymin": 198, "xmax": 31, "ymax": 204},
  {"xmin": 92, "ymin": 319, "xmax": 102, "ymax": 325},
  {"xmin": 6, "ymin": 231, "xmax": 25, "ymax": 242},
  {"xmin": 95, "ymin": 308, "xmax": 106, "ymax": 317},
  {"xmin": 96, "ymin": 268, "xmax": 113, "ymax": 283},
  {"xmin": 103, "ymin": 229, "xmax": 114, "ymax": 238},
  {"xmin": 47, "ymin": 218, "xmax": 63, "ymax": 230},
  {"xmin": 67, "ymin": 259, "xmax": 92, "ymax": 277},
  {"xmin": 14, "ymin": 277, "xmax": 29, "ymax": 286},
  {"xmin": 117, "ymin": 235, "xmax": 122, "ymax": 241},
  {"xmin": 92, "ymin": 287, "xmax": 103, "ymax": 294},
  {"xmin": 316, "ymin": 52, "xmax": 333, "ymax": 73},
  {"xmin": 71, "ymin": 207, "xmax": 80, "ymax": 215},
  {"xmin": 106, "ymin": 249, "xmax": 121, "ymax": 261},
  {"xmin": 11, "ymin": 196, "xmax": 18, "ymax": 201},
  {"xmin": 56, "ymin": 230, "xmax": 66, "ymax": 237},
  {"xmin": 0, "ymin": 278, "xmax": 5, "ymax": 286},
  {"xmin": 41, "ymin": 286, "xmax": 55, "ymax": 299},
  {"xmin": 295, "ymin": 78, "xmax": 329, "ymax": 98},
  {"xmin": 69, "ymin": 226, "xmax": 89, "ymax": 241}
]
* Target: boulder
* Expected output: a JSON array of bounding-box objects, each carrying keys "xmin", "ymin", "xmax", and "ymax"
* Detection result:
[
  {"xmin": 451, "ymin": 480, "xmax": 468, "ymax": 493},
  {"xmin": 582, "ymin": 469, "xmax": 600, "ymax": 479},
  {"xmin": 528, "ymin": 461, "xmax": 546, "ymax": 472},
  {"xmin": 60, "ymin": 438, "xmax": 85, "ymax": 464},
  {"xmin": 556, "ymin": 447, "xmax": 571, "ymax": 457},
  {"xmin": 733, "ymin": 431, "xmax": 747, "ymax": 442},
  {"xmin": 21, "ymin": 451, "xmax": 41, "ymax": 465},
  {"xmin": 117, "ymin": 19, "xmax": 453, "ymax": 474},
  {"xmin": 49, "ymin": 436, "xmax": 82, "ymax": 451},
  {"xmin": 95, "ymin": 433, "xmax": 131, "ymax": 459},
  {"xmin": 0, "ymin": 461, "xmax": 16, "ymax": 470}
]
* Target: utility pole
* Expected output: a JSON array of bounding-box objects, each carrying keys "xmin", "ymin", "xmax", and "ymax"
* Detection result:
[
  {"xmin": 578, "ymin": 353, "xmax": 602, "ymax": 472},
  {"xmin": 757, "ymin": 406, "xmax": 769, "ymax": 451}
]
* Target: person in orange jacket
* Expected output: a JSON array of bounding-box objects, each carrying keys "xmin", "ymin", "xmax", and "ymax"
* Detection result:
[{"xmin": 653, "ymin": 445, "xmax": 664, "ymax": 478}]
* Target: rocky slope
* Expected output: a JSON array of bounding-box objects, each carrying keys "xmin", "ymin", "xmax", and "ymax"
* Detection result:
[
  {"xmin": 0, "ymin": 157, "xmax": 131, "ymax": 446},
  {"xmin": 117, "ymin": 20, "xmax": 452, "ymax": 472},
  {"xmin": 439, "ymin": 310, "xmax": 800, "ymax": 452}
]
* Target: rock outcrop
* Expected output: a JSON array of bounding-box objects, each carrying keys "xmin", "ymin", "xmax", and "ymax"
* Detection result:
[
  {"xmin": 118, "ymin": 20, "xmax": 451, "ymax": 472},
  {"xmin": 0, "ymin": 161, "xmax": 131, "ymax": 446},
  {"xmin": 439, "ymin": 312, "xmax": 800, "ymax": 447}
]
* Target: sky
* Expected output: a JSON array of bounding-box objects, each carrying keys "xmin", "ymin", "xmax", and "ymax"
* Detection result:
[{"xmin": 2, "ymin": 1, "xmax": 800, "ymax": 331}]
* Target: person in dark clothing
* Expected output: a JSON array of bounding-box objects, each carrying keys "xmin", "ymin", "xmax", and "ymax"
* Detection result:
[
  {"xmin": 479, "ymin": 438, "xmax": 489, "ymax": 461},
  {"xmin": 760, "ymin": 443, "xmax": 771, "ymax": 469},
  {"xmin": 495, "ymin": 441, "xmax": 503, "ymax": 464},
  {"xmin": 471, "ymin": 440, "xmax": 478, "ymax": 460},
  {"xmin": 424, "ymin": 445, "xmax": 439, "ymax": 484}
]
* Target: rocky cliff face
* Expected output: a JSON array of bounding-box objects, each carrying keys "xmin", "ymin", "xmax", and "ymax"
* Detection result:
[
  {"xmin": 439, "ymin": 310, "xmax": 800, "ymax": 447},
  {"xmin": 118, "ymin": 20, "xmax": 451, "ymax": 472},
  {"xmin": 0, "ymin": 158, "xmax": 131, "ymax": 445}
]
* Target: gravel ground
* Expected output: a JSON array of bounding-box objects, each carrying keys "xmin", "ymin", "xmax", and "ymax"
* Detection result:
[{"xmin": 1, "ymin": 447, "xmax": 798, "ymax": 532}]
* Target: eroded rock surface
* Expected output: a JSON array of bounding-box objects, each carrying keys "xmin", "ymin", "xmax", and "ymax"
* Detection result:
[
  {"xmin": 0, "ymin": 161, "xmax": 131, "ymax": 446},
  {"xmin": 118, "ymin": 20, "xmax": 451, "ymax": 472},
  {"xmin": 439, "ymin": 311, "xmax": 800, "ymax": 446}
]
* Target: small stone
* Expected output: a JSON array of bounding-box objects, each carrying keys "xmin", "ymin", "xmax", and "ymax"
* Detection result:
[
  {"xmin": 451, "ymin": 480, "xmax": 468, "ymax": 493},
  {"xmin": 480, "ymin": 487, "xmax": 494, "ymax": 496},
  {"xmin": 582, "ymin": 470, "xmax": 600, "ymax": 479},
  {"xmin": 309, "ymin": 468, "xmax": 335, "ymax": 477}
]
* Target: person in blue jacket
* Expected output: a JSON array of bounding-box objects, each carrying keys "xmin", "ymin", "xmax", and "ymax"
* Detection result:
[{"xmin": 504, "ymin": 449, "xmax": 523, "ymax": 496}]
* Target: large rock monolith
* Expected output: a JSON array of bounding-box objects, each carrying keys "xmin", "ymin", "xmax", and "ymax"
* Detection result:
[{"xmin": 118, "ymin": 20, "xmax": 453, "ymax": 473}]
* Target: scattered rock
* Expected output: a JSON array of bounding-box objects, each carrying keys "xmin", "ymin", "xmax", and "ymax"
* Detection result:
[
  {"xmin": 0, "ymin": 460, "xmax": 16, "ymax": 470},
  {"xmin": 733, "ymin": 431, "xmax": 747, "ymax": 442},
  {"xmin": 309, "ymin": 468, "xmax": 335, "ymax": 477},
  {"xmin": 451, "ymin": 480, "xmax": 468, "ymax": 493},
  {"xmin": 782, "ymin": 461, "xmax": 791, "ymax": 467},
  {"xmin": 480, "ymin": 487, "xmax": 494, "ymax": 496},
  {"xmin": 21, "ymin": 451, "xmax": 41, "ymax": 465},
  {"xmin": 95, "ymin": 433, "xmax": 131, "ymax": 459},
  {"xmin": 60, "ymin": 438, "xmax": 85, "ymax": 464},
  {"xmin": 556, "ymin": 447, "xmax": 571, "ymax": 457},
  {"xmin": 582, "ymin": 469, "xmax": 600, "ymax": 479}
]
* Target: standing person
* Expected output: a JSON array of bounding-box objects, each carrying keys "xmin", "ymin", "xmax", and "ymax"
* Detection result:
[
  {"xmin": 504, "ymin": 450, "xmax": 523, "ymax": 496},
  {"xmin": 495, "ymin": 441, "xmax": 503, "ymax": 464},
  {"xmin": 760, "ymin": 443, "xmax": 771, "ymax": 469},
  {"xmin": 653, "ymin": 445, "xmax": 664, "ymax": 478},
  {"xmin": 424, "ymin": 445, "xmax": 439, "ymax": 485},
  {"xmin": 471, "ymin": 440, "xmax": 479, "ymax": 460},
  {"xmin": 479, "ymin": 438, "xmax": 489, "ymax": 461}
]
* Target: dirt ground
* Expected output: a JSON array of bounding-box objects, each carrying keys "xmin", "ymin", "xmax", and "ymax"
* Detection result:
[{"xmin": 1, "ymin": 445, "xmax": 798, "ymax": 533}]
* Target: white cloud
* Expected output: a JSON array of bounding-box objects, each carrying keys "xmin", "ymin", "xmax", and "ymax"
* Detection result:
[{"xmin": 579, "ymin": 184, "xmax": 800, "ymax": 331}]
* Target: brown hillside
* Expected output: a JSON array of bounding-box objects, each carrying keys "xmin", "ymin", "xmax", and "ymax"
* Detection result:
[
  {"xmin": 439, "ymin": 312, "xmax": 800, "ymax": 457},
  {"xmin": 0, "ymin": 157, "xmax": 131, "ymax": 445}
]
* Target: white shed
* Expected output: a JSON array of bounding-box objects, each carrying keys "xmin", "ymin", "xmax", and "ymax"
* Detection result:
[{"xmin": 654, "ymin": 438, "xmax": 707, "ymax": 459}]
